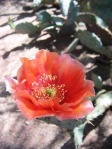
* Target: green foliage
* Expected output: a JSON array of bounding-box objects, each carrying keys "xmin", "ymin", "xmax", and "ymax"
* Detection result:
[
  {"xmin": 79, "ymin": 0, "xmax": 112, "ymax": 24},
  {"xmin": 33, "ymin": 0, "xmax": 42, "ymax": 7},
  {"xmin": 77, "ymin": 30, "xmax": 112, "ymax": 59},
  {"xmin": 91, "ymin": 73, "xmax": 103, "ymax": 90},
  {"xmin": 8, "ymin": 18, "xmax": 15, "ymax": 29},
  {"xmin": 15, "ymin": 22, "xmax": 40, "ymax": 34},
  {"xmin": 33, "ymin": 0, "xmax": 55, "ymax": 6},
  {"xmin": 11, "ymin": 0, "xmax": 112, "ymax": 50},
  {"xmin": 37, "ymin": 10, "xmax": 54, "ymax": 29},
  {"xmin": 11, "ymin": 0, "xmax": 112, "ymax": 60},
  {"xmin": 69, "ymin": 91, "xmax": 112, "ymax": 147},
  {"xmin": 73, "ymin": 122, "xmax": 87, "ymax": 148},
  {"xmin": 87, "ymin": 91, "xmax": 112, "ymax": 121},
  {"xmin": 40, "ymin": 117, "xmax": 86, "ymax": 129},
  {"xmin": 12, "ymin": 0, "xmax": 79, "ymax": 36},
  {"xmin": 72, "ymin": 91, "xmax": 112, "ymax": 147},
  {"xmin": 59, "ymin": 0, "xmax": 78, "ymax": 18},
  {"xmin": 62, "ymin": 38, "xmax": 78, "ymax": 54},
  {"xmin": 77, "ymin": 12, "xmax": 108, "ymax": 29},
  {"xmin": 66, "ymin": 0, "xmax": 78, "ymax": 25},
  {"xmin": 59, "ymin": 0, "xmax": 72, "ymax": 16},
  {"xmin": 52, "ymin": 16, "xmax": 64, "ymax": 27},
  {"xmin": 77, "ymin": 30, "xmax": 103, "ymax": 51},
  {"xmin": 59, "ymin": 0, "xmax": 78, "ymax": 34}
]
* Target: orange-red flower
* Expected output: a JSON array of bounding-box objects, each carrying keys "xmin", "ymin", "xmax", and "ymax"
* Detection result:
[{"xmin": 5, "ymin": 50, "xmax": 94, "ymax": 120}]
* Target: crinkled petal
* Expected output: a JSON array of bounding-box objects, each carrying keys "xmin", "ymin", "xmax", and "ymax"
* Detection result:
[
  {"xmin": 65, "ymin": 80, "xmax": 95, "ymax": 104},
  {"xmin": 14, "ymin": 90, "xmax": 56, "ymax": 111},
  {"xmin": 19, "ymin": 58, "xmax": 37, "ymax": 84},
  {"xmin": 58, "ymin": 54, "xmax": 85, "ymax": 89},
  {"xmin": 51, "ymin": 97, "xmax": 72, "ymax": 112},
  {"xmin": 16, "ymin": 99, "xmax": 54, "ymax": 120},
  {"xmin": 14, "ymin": 90, "xmax": 39, "ymax": 106},
  {"xmin": 36, "ymin": 50, "xmax": 60, "ymax": 75},
  {"xmin": 56, "ymin": 99, "xmax": 94, "ymax": 120},
  {"xmin": 5, "ymin": 75, "xmax": 17, "ymax": 93}
]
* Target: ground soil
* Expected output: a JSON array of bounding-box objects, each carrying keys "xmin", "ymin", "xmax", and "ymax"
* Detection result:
[{"xmin": 0, "ymin": 1, "xmax": 112, "ymax": 149}]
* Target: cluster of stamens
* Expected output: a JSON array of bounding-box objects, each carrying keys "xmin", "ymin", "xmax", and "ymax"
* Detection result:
[{"xmin": 31, "ymin": 74, "xmax": 67, "ymax": 103}]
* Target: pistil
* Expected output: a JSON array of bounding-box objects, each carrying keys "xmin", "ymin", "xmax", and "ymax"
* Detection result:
[{"xmin": 31, "ymin": 74, "xmax": 67, "ymax": 103}]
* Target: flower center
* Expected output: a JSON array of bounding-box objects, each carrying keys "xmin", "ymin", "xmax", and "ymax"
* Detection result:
[
  {"xmin": 31, "ymin": 74, "xmax": 67, "ymax": 103},
  {"xmin": 46, "ymin": 87, "xmax": 57, "ymax": 97}
]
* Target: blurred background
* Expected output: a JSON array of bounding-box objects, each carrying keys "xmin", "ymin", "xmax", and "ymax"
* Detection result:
[{"xmin": 0, "ymin": 0, "xmax": 112, "ymax": 149}]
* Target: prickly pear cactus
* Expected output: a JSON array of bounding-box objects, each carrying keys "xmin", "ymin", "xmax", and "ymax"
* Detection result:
[
  {"xmin": 79, "ymin": 0, "xmax": 112, "ymax": 24},
  {"xmin": 40, "ymin": 117, "xmax": 86, "ymax": 129}
]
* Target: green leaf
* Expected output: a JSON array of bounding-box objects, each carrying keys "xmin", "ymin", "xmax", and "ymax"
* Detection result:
[
  {"xmin": 77, "ymin": 30, "xmax": 112, "ymax": 59},
  {"xmin": 79, "ymin": 0, "xmax": 112, "ymax": 24},
  {"xmin": 59, "ymin": 0, "xmax": 78, "ymax": 33},
  {"xmin": 77, "ymin": 30, "xmax": 103, "ymax": 51},
  {"xmin": 77, "ymin": 13, "xmax": 112, "ymax": 46},
  {"xmin": 59, "ymin": 0, "xmax": 72, "ymax": 16},
  {"xmin": 60, "ymin": 0, "xmax": 78, "ymax": 20},
  {"xmin": 62, "ymin": 38, "xmax": 79, "ymax": 54},
  {"xmin": 91, "ymin": 73, "xmax": 103, "ymax": 90},
  {"xmin": 33, "ymin": 0, "xmax": 42, "ymax": 7},
  {"xmin": 66, "ymin": 0, "xmax": 78, "ymax": 25},
  {"xmin": 59, "ymin": 23, "xmax": 75, "ymax": 35},
  {"xmin": 96, "ymin": 91, "xmax": 112, "ymax": 106},
  {"xmin": 52, "ymin": 16, "xmax": 64, "ymax": 27},
  {"xmin": 8, "ymin": 18, "xmax": 15, "ymax": 29},
  {"xmin": 37, "ymin": 10, "xmax": 54, "ymax": 29},
  {"xmin": 39, "ymin": 117, "xmax": 86, "ymax": 129},
  {"xmin": 44, "ymin": 26, "xmax": 57, "ymax": 36},
  {"xmin": 77, "ymin": 13, "xmax": 108, "ymax": 29},
  {"xmin": 73, "ymin": 123, "xmax": 87, "ymax": 148},
  {"xmin": 87, "ymin": 91, "xmax": 112, "ymax": 121},
  {"xmin": 101, "ymin": 46, "xmax": 112, "ymax": 59},
  {"xmin": 90, "ymin": 0, "xmax": 112, "ymax": 24},
  {"xmin": 15, "ymin": 22, "xmax": 39, "ymax": 34},
  {"xmin": 38, "ymin": 10, "xmax": 52, "ymax": 24}
]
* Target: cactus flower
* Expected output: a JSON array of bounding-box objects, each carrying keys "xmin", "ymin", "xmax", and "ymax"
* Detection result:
[{"xmin": 5, "ymin": 50, "xmax": 94, "ymax": 120}]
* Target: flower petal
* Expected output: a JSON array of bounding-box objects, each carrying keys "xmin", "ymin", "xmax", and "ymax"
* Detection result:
[
  {"xmin": 56, "ymin": 99, "xmax": 94, "ymax": 120},
  {"xmin": 59, "ymin": 54, "xmax": 85, "ymax": 89},
  {"xmin": 14, "ymin": 90, "xmax": 38, "ymax": 106},
  {"xmin": 5, "ymin": 75, "xmax": 17, "ymax": 93},
  {"xmin": 14, "ymin": 90, "xmax": 55, "ymax": 112},
  {"xmin": 18, "ymin": 58, "xmax": 37, "ymax": 84},
  {"xmin": 65, "ymin": 80, "xmax": 95, "ymax": 104},
  {"xmin": 36, "ymin": 50, "xmax": 60, "ymax": 75},
  {"xmin": 16, "ymin": 99, "xmax": 54, "ymax": 120}
]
